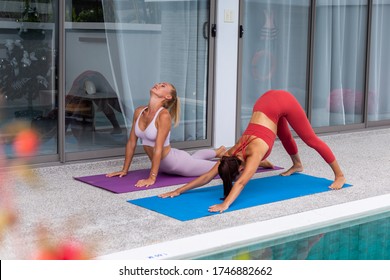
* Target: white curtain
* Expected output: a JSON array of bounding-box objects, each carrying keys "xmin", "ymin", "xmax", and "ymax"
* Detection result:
[
  {"xmin": 159, "ymin": 1, "xmax": 208, "ymax": 141},
  {"xmin": 240, "ymin": 0, "xmax": 310, "ymax": 131},
  {"xmin": 101, "ymin": 0, "xmax": 159, "ymax": 130},
  {"xmin": 311, "ymin": 0, "xmax": 368, "ymax": 127},
  {"xmin": 368, "ymin": 0, "xmax": 390, "ymax": 121},
  {"xmin": 101, "ymin": 0, "xmax": 209, "ymax": 141}
]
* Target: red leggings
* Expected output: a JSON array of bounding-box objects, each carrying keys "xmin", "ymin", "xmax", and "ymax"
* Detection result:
[{"xmin": 253, "ymin": 90, "xmax": 336, "ymax": 164}]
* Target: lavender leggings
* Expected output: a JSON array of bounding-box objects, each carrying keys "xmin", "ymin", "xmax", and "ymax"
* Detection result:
[{"xmin": 159, "ymin": 148, "xmax": 217, "ymax": 176}]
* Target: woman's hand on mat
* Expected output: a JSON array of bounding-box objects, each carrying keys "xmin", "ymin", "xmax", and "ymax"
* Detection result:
[
  {"xmin": 158, "ymin": 190, "xmax": 180, "ymax": 198},
  {"xmin": 135, "ymin": 178, "xmax": 156, "ymax": 187},
  {"xmin": 106, "ymin": 170, "xmax": 127, "ymax": 178},
  {"xmin": 208, "ymin": 203, "xmax": 229, "ymax": 213}
]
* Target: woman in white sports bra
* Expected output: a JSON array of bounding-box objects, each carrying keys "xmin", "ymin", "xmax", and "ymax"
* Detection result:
[{"xmin": 106, "ymin": 82, "xmax": 228, "ymax": 187}]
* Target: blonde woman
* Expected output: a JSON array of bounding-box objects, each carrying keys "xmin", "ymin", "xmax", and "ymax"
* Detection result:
[{"xmin": 106, "ymin": 82, "xmax": 227, "ymax": 187}]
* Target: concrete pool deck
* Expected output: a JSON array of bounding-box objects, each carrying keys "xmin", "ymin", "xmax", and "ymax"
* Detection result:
[
  {"xmin": 1, "ymin": 127, "xmax": 389, "ymax": 259},
  {"xmin": 98, "ymin": 194, "xmax": 390, "ymax": 259}
]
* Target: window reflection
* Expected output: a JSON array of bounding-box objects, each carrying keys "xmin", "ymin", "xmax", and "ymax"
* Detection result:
[
  {"xmin": 368, "ymin": 0, "xmax": 390, "ymax": 122},
  {"xmin": 66, "ymin": 0, "xmax": 161, "ymax": 24},
  {"xmin": 239, "ymin": 0, "xmax": 310, "ymax": 132},
  {"xmin": 0, "ymin": 0, "xmax": 57, "ymax": 158},
  {"xmin": 65, "ymin": 0, "xmax": 210, "ymax": 153},
  {"xmin": 311, "ymin": 0, "xmax": 368, "ymax": 127}
]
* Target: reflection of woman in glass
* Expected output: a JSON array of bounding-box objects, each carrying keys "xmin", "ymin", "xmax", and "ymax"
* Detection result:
[
  {"xmin": 107, "ymin": 83, "xmax": 273, "ymax": 187},
  {"xmin": 65, "ymin": 70, "xmax": 123, "ymax": 134},
  {"xmin": 251, "ymin": 9, "xmax": 277, "ymax": 82},
  {"xmin": 160, "ymin": 90, "xmax": 346, "ymax": 212}
]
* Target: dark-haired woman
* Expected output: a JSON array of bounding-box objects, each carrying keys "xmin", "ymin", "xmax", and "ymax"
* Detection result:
[{"xmin": 159, "ymin": 90, "xmax": 346, "ymax": 213}]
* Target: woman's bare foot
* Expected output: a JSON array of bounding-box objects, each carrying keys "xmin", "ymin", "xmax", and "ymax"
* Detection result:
[
  {"xmin": 215, "ymin": 146, "xmax": 227, "ymax": 158},
  {"xmin": 280, "ymin": 163, "xmax": 303, "ymax": 176},
  {"xmin": 259, "ymin": 159, "xmax": 274, "ymax": 169},
  {"xmin": 328, "ymin": 161, "xmax": 346, "ymax": 190},
  {"xmin": 281, "ymin": 154, "xmax": 303, "ymax": 176},
  {"xmin": 329, "ymin": 175, "xmax": 346, "ymax": 190}
]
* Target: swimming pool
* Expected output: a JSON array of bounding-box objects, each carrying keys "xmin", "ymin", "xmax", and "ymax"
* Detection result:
[
  {"xmin": 98, "ymin": 194, "xmax": 390, "ymax": 260},
  {"xmin": 195, "ymin": 209, "xmax": 390, "ymax": 260}
]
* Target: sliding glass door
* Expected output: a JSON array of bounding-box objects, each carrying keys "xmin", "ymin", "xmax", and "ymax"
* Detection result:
[
  {"xmin": 238, "ymin": 0, "xmax": 386, "ymax": 134},
  {"xmin": 238, "ymin": 0, "xmax": 311, "ymax": 133},
  {"xmin": 368, "ymin": 0, "xmax": 390, "ymax": 123},
  {"xmin": 0, "ymin": 1, "xmax": 214, "ymax": 163},
  {"xmin": 0, "ymin": 0, "xmax": 58, "ymax": 159},
  {"xmin": 64, "ymin": 0, "xmax": 213, "ymax": 160},
  {"xmin": 311, "ymin": 0, "xmax": 368, "ymax": 128}
]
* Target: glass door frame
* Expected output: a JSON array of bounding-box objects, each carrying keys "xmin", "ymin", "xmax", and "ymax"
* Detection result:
[
  {"xmin": 56, "ymin": 0, "xmax": 217, "ymax": 163},
  {"xmin": 236, "ymin": 0, "xmax": 389, "ymax": 140}
]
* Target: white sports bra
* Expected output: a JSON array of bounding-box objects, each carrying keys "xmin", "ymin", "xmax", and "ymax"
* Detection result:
[{"xmin": 134, "ymin": 107, "xmax": 170, "ymax": 147}]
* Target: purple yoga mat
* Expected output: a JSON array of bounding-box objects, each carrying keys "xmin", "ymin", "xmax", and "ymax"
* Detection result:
[{"xmin": 74, "ymin": 166, "xmax": 283, "ymax": 194}]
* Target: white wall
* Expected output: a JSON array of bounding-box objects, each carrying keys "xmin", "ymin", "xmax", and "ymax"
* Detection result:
[{"xmin": 213, "ymin": 0, "xmax": 240, "ymax": 148}]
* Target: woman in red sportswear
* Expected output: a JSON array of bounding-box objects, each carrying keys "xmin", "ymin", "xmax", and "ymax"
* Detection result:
[{"xmin": 159, "ymin": 90, "xmax": 346, "ymax": 213}]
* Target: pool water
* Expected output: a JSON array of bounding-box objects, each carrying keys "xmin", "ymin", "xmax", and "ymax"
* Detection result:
[{"xmin": 195, "ymin": 211, "xmax": 390, "ymax": 260}]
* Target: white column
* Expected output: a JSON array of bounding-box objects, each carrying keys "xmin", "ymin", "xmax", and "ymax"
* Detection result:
[{"xmin": 213, "ymin": 0, "xmax": 240, "ymax": 148}]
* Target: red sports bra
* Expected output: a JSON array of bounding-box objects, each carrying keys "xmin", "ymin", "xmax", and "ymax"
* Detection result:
[
  {"xmin": 232, "ymin": 123, "xmax": 276, "ymax": 161},
  {"xmin": 231, "ymin": 136, "xmax": 256, "ymax": 161}
]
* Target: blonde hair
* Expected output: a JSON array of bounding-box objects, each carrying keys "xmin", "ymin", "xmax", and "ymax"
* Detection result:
[{"xmin": 163, "ymin": 83, "xmax": 181, "ymax": 127}]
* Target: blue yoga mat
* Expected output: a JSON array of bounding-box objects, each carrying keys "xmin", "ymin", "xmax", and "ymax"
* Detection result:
[{"xmin": 128, "ymin": 173, "xmax": 352, "ymax": 221}]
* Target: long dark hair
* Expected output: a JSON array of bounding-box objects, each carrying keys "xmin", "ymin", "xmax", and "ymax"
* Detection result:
[{"xmin": 218, "ymin": 155, "xmax": 242, "ymax": 199}]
